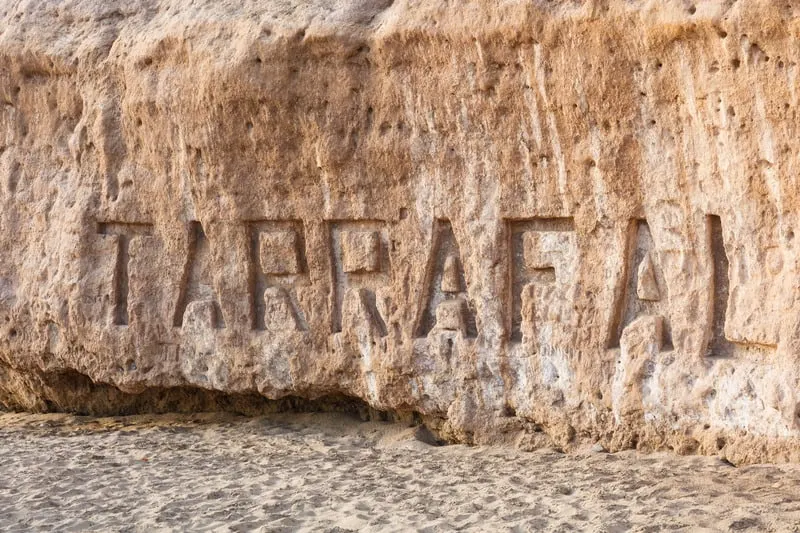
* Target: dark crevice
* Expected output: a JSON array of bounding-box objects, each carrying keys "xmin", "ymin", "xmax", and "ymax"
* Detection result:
[{"xmin": 0, "ymin": 368, "xmax": 396, "ymax": 419}]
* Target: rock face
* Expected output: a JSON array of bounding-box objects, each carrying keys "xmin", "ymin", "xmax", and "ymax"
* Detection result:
[{"xmin": 1, "ymin": 0, "xmax": 800, "ymax": 462}]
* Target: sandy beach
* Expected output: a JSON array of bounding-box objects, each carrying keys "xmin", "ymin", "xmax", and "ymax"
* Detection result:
[{"xmin": 0, "ymin": 412, "xmax": 798, "ymax": 532}]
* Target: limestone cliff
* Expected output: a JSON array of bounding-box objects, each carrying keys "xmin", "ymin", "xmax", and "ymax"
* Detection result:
[{"xmin": 2, "ymin": 0, "xmax": 800, "ymax": 463}]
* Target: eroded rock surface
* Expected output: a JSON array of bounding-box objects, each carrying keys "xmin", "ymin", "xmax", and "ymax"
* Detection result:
[{"xmin": 2, "ymin": 0, "xmax": 800, "ymax": 462}]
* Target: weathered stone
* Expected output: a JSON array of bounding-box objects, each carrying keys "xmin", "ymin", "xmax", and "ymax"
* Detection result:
[
  {"xmin": 341, "ymin": 230, "xmax": 382, "ymax": 274},
  {"xmin": 2, "ymin": 0, "xmax": 800, "ymax": 462},
  {"xmin": 636, "ymin": 253, "xmax": 661, "ymax": 302},
  {"xmin": 434, "ymin": 299, "xmax": 468, "ymax": 334},
  {"xmin": 440, "ymin": 255, "xmax": 462, "ymax": 294},
  {"xmin": 259, "ymin": 230, "xmax": 301, "ymax": 276}
]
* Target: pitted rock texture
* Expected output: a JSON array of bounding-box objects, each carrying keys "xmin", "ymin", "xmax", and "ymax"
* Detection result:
[{"xmin": 2, "ymin": 0, "xmax": 800, "ymax": 463}]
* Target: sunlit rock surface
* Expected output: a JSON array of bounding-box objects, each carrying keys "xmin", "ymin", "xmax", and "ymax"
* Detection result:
[{"xmin": 2, "ymin": 0, "xmax": 800, "ymax": 462}]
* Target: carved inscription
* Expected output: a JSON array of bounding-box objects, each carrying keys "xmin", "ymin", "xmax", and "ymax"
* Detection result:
[
  {"xmin": 90, "ymin": 214, "xmax": 784, "ymax": 356},
  {"xmin": 507, "ymin": 218, "xmax": 576, "ymax": 343},
  {"xmin": 703, "ymin": 214, "xmax": 778, "ymax": 356},
  {"xmin": 607, "ymin": 219, "xmax": 672, "ymax": 349},
  {"xmin": 97, "ymin": 222, "xmax": 153, "ymax": 326},
  {"xmin": 415, "ymin": 219, "xmax": 477, "ymax": 338},
  {"xmin": 330, "ymin": 221, "xmax": 390, "ymax": 336},
  {"xmin": 173, "ymin": 221, "xmax": 225, "ymax": 329},
  {"xmin": 706, "ymin": 215, "xmax": 732, "ymax": 356},
  {"xmin": 249, "ymin": 220, "xmax": 308, "ymax": 332}
]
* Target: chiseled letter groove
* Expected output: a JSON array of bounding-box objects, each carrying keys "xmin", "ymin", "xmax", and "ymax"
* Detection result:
[{"xmin": 97, "ymin": 221, "xmax": 153, "ymax": 326}]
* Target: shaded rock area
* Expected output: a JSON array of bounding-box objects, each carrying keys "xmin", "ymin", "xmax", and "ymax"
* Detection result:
[{"xmin": 2, "ymin": 0, "xmax": 800, "ymax": 462}]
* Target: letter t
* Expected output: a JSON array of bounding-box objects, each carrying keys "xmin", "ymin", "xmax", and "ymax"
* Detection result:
[{"xmin": 98, "ymin": 222, "xmax": 153, "ymax": 325}]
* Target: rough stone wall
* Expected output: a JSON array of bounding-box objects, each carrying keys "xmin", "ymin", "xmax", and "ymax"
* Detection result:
[{"xmin": 2, "ymin": 0, "xmax": 800, "ymax": 462}]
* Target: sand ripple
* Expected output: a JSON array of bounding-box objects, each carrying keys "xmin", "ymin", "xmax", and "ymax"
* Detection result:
[{"xmin": 0, "ymin": 412, "xmax": 798, "ymax": 532}]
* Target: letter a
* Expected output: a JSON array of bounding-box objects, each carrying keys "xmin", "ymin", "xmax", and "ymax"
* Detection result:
[
  {"xmin": 173, "ymin": 221, "xmax": 225, "ymax": 329},
  {"xmin": 414, "ymin": 219, "xmax": 477, "ymax": 338},
  {"xmin": 607, "ymin": 219, "xmax": 671, "ymax": 349}
]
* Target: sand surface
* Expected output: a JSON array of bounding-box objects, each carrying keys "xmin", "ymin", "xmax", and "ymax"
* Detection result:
[{"xmin": 0, "ymin": 412, "xmax": 798, "ymax": 532}]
